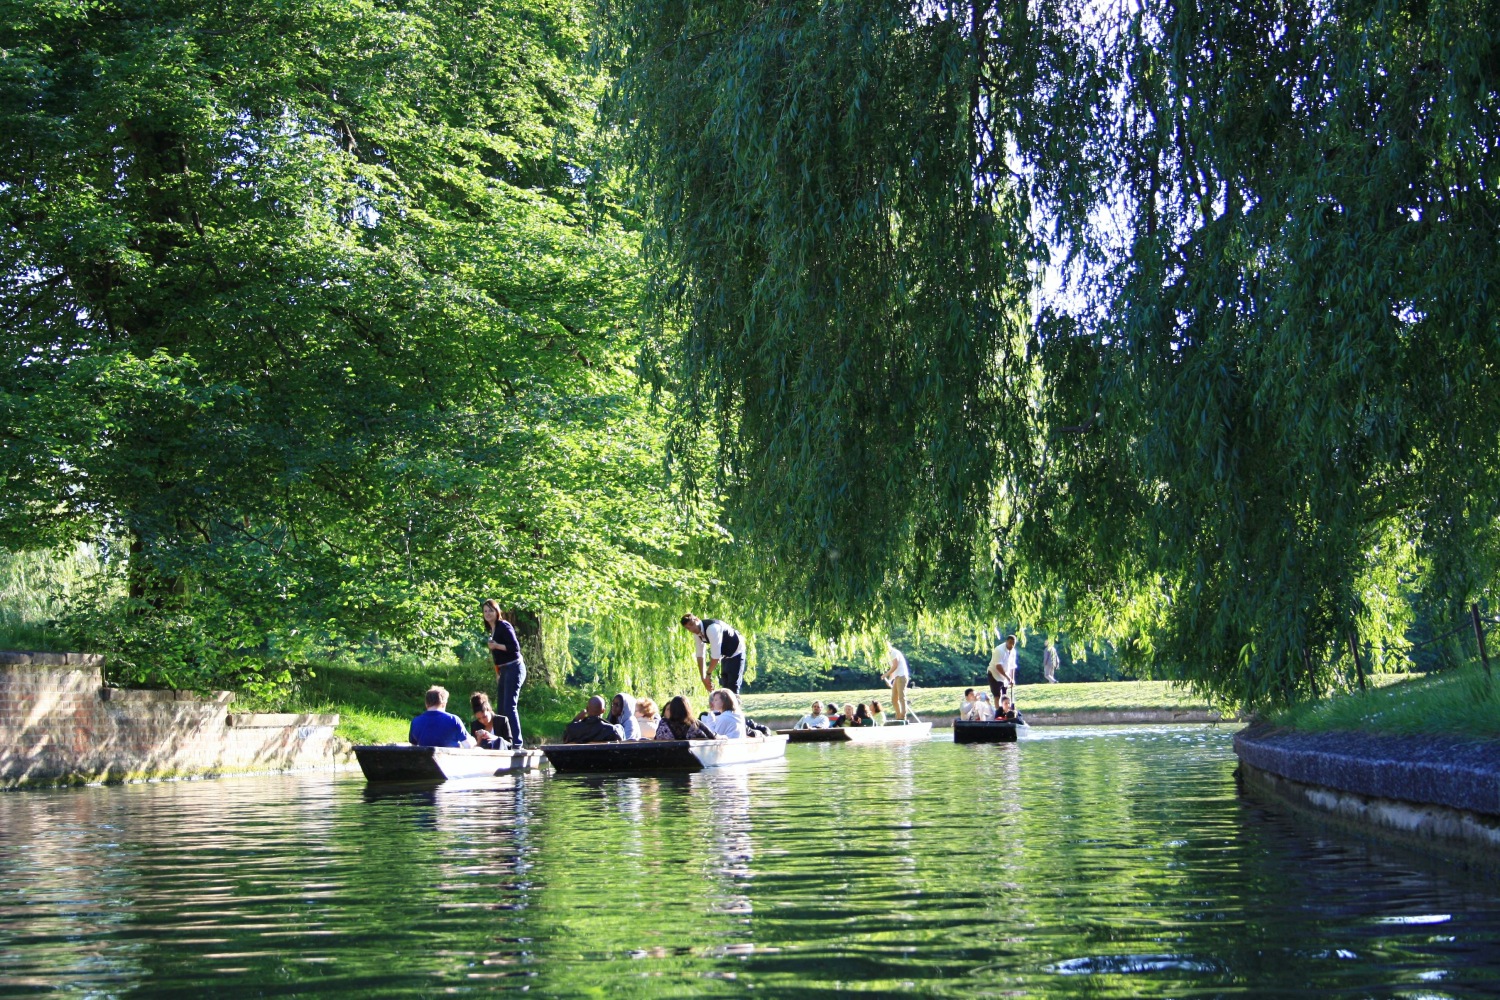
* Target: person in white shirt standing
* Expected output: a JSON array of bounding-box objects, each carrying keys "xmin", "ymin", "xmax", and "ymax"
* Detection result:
[
  {"xmin": 988, "ymin": 632, "xmax": 1018, "ymax": 707},
  {"xmin": 880, "ymin": 643, "xmax": 911, "ymax": 721},
  {"xmin": 681, "ymin": 613, "xmax": 746, "ymax": 694}
]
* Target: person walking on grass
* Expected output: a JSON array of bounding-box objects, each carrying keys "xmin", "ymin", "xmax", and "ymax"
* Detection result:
[
  {"xmin": 681, "ymin": 613, "xmax": 746, "ymax": 695},
  {"xmin": 988, "ymin": 632, "xmax": 1018, "ymax": 706},
  {"xmin": 483, "ymin": 599, "xmax": 527, "ymax": 748},
  {"xmin": 1042, "ymin": 641, "xmax": 1060, "ymax": 684},
  {"xmin": 881, "ymin": 643, "xmax": 911, "ymax": 721}
]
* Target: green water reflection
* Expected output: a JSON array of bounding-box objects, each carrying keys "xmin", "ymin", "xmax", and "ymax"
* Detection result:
[{"xmin": 1, "ymin": 727, "xmax": 1497, "ymax": 997}]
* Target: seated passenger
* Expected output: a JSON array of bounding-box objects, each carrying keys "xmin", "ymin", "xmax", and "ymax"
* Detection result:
[
  {"xmin": 833, "ymin": 702, "xmax": 857, "ymax": 727},
  {"xmin": 563, "ymin": 695, "xmax": 625, "ymax": 744},
  {"xmin": 997, "ymin": 696, "xmax": 1020, "ymax": 723},
  {"xmin": 469, "ymin": 691, "xmax": 514, "ymax": 749},
  {"xmin": 795, "ymin": 701, "xmax": 832, "ymax": 729},
  {"xmin": 853, "ymin": 703, "xmax": 872, "ymax": 727},
  {"xmin": 634, "ymin": 697, "xmax": 660, "ymax": 740},
  {"xmin": 959, "ymin": 688, "xmax": 982, "ymax": 721},
  {"xmin": 654, "ymin": 695, "xmax": 720, "ymax": 741},
  {"xmin": 974, "ymin": 692, "xmax": 997, "ymax": 722},
  {"xmin": 704, "ymin": 688, "xmax": 748, "ymax": 739},
  {"xmin": 608, "ymin": 691, "xmax": 642, "ymax": 740},
  {"xmin": 868, "ymin": 700, "xmax": 887, "ymax": 727},
  {"xmin": 409, "ymin": 686, "xmax": 477, "ymax": 748}
]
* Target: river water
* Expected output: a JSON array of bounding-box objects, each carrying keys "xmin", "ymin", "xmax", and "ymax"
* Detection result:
[{"xmin": 2, "ymin": 726, "xmax": 1497, "ymax": 997}]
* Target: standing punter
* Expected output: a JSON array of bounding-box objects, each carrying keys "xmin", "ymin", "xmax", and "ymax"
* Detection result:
[
  {"xmin": 988, "ymin": 631, "xmax": 1018, "ymax": 707},
  {"xmin": 483, "ymin": 599, "xmax": 526, "ymax": 748},
  {"xmin": 681, "ymin": 613, "xmax": 746, "ymax": 695}
]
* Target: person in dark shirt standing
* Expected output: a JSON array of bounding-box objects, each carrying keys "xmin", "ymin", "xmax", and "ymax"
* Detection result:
[
  {"xmin": 409, "ymin": 686, "xmax": 477, "ymax": 748},
  {"xmin": 483, "ymin": 599, "xmax": 526, "ymax": 748}
]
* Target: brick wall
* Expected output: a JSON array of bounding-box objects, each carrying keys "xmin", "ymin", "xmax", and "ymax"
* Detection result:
[{"xmin": 0, "ymin": 653, "xmax": 351, "ymax": 788}]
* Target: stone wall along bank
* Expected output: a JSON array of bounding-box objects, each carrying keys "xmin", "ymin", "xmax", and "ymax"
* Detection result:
[
  {"xmin": 0, "ymin": 653, "xmax": 351, "ymax": 789},
  {"xmin": 1235, "ymin": 723, "xmax": 1500, "ymax": 866}
]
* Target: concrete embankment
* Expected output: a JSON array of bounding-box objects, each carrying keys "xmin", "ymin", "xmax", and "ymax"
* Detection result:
[
  {"xmin": 1235, "ymin": 723, "xmax": 1500, "ymax": 865},
  {"xmin": 1, "ymin": 653, "xmax": 351, "ymax": 789}
]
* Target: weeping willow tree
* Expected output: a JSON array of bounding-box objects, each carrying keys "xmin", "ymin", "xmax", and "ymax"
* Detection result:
[
  {"xmin": 604, "ymin": 0, "xmax": 1042, "ymax": 639},
  {"xmin": 603, "ymin": 0, "xmax": 1500, "ymax": 708}
]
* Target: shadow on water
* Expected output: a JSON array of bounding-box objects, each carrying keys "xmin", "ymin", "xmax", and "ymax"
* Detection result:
[{"xmin": 0, "ymin": 727, "xmax": 1497, "ymax": 997}]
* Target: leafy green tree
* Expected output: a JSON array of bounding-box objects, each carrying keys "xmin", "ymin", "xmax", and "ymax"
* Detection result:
[
  {"xmin": 603, "ymin": 0, "xmax": 1500, "ymax": 707},
  {"xmin": 0, "ymin": 0, "xmax": 705, "ymax": 687}
]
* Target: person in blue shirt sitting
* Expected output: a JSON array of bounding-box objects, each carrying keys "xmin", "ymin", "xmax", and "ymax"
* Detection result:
[{"xmin": 409, "ymin": 686, "xmax": 477, "ymax": 748}]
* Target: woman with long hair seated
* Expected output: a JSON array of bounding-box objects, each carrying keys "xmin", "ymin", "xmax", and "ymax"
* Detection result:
[
  {"xmin": 703, "ymin": 687, "xmax": 747, "ymax": 739},
  {"xmin": 634, "ymin": 697, "xmax": 660, "ymax": 740},
  {"xmin": 653, "ymin": 695, "xmax": 720, "ymax": 741},
  {"xmin": 469, "ymin": 692, "xmax": 513, "ymax": 749}
]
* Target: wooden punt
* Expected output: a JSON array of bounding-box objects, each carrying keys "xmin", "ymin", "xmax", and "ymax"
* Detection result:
[
  {"xmin": 952, "ymin": 720, "xmax": 1029, "ymax": 744},
  {"xmin": 780, "ymin": 722, "xmax": 934, "ymax": 744},
  {"xmin": 354, "ymin": 744, "xmax": 548, "ymax": 782},
  {"xmin": 542, "ymin": 734, "xmax": 789, "ymax": 774}
]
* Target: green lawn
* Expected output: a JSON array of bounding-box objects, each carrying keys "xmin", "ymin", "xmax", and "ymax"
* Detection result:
[
  {"xmin": 1270, "ymin": 665, "xmax": 1499, "ymax": 741},
  {"xmin": 740, "ymin": 679, "xmax": 1216, "ymax": 719},
  {"xmin": 243, "ymin": 658, "xmax": 581, "ymax": 745}
]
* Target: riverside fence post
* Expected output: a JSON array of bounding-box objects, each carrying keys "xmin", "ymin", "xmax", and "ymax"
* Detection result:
[{"xmin": 1472, "ymin": 603, "xmax": 1493, "ymax": 681}]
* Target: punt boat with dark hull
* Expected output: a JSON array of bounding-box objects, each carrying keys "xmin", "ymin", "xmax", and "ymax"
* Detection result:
[
  {"xmin": 952, "ymin": 720, "xmax": 1029, "ymax": 744},
  {"xmin": 780, "ymin": 722, "xmax": 934, "ymax": 744},
  {"xmin": 354, "ymin": 744, "xmax": 548, "ymax": 782},
  {"xmin": 542, "ymin": 733, "xmax": 789, "ymax": 774}
]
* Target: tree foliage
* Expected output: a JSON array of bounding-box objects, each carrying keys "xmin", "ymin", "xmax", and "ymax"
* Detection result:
[
  {"xmin": 0, "ymin": 0, "xmax": 707, "ymax": 688},
  {"xmin": 603, "ymin": 0, "xmax": 1500, "ymax": 707}
]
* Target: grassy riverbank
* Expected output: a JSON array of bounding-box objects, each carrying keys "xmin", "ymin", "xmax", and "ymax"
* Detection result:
[
  {"xmin": 1270, "ymin": 664, "xmax": 1499, "ymax": 741},
  {"xmin": 740, "ymin": 680, "xmax": 1215, "ymax": 720},
  {"xmin": 240, "ymin": 659, "xmax": 581, "ymax": 745}
]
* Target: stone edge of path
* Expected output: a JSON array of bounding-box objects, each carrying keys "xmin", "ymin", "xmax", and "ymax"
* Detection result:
[{"xmin": 1234, "ymin": 722, "xmax": 1500, "ymax": 865}]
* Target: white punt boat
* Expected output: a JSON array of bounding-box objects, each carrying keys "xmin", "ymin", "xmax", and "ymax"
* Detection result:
[{"xmin": 354, "ymin": 744, "xmax": 547, "ymax": 781}]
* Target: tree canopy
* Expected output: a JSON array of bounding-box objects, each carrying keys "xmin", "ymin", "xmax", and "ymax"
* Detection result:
[
  {"xmin": 0, "ymin": 0, "xmax": 707, "ymax": 688},
  {"xmin": 603, "ymin": 0, "xmax": 1500, "ymax": 706}
]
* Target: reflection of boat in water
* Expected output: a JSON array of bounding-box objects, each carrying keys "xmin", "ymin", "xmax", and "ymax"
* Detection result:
[
  {"xmin": 952, "ymin": 720, "xmax": 1029, "ymax": 744},
  {"xmin": 542, "ymin": 735, "xmax": 789, "ymax": 774},
  {"xmin": 780, "ymin": 722, "xmax": 934, "ymax": 744},
  {"xmin": 354, "ymin": 744, "xmax": 548, "ymax": 781}
]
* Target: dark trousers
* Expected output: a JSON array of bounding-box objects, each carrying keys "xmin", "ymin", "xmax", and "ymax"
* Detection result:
[
  {"xmin": 988, "ymin": 675, "xmax": 1009, "ymax": 707},
  {"xmin": 720, "ymin": 655, "xmax": 745, "ymax": 694},
  {"xmin": 496, "ymin": 658, "xmax": 527, "ymax": 746}
]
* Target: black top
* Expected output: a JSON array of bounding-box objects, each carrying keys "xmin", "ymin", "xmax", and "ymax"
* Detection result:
[
  {"xmin": 562, "ymin": 716, "xmax": 624, "ymax": 744},
  {"xmin": 490, "ymin": 618, "xmax": 521, "ymax": 666},
  {"xmin": 471, "ymin": 714, "xmax": 514, "ymax": 748}
]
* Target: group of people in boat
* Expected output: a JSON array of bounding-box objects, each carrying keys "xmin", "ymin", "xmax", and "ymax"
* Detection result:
[
  {"xmin": 409, "ymin": 609, "xmax": 760, "ymax": 749},
  {"xmin": 559, "ymin": 687, "xmax": 770, "ymax": 743},
  {"xmin": 792, "ymin": 700, "xmax": 891, "ymax": 728},
  {"xmin": 957, "ymin": 688, "xmax": 1023, "ymax": 722}
]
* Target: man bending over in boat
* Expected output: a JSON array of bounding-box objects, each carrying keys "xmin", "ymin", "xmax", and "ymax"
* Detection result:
[
  {"xmin": 654, "ymin": 696, "xmax": 720, "ymax": 741},
  {"xmin": 794, "ymin": 701, "xmax": 831, "ymax": 729},
  {"xmin": 563, "ymin": 696, "xmax": 625, "ymax": 743},
  {"xmin": 409, "ymin": 686, "xmax": 478, "ymax": 748},
  {"xmin": 681, "ymin": 613, "xmax": 746, "ymax": 694}
]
